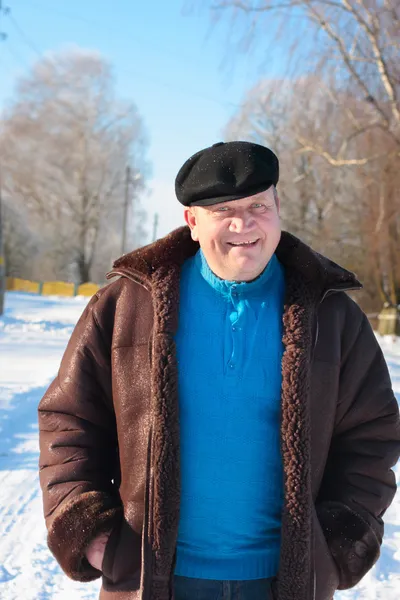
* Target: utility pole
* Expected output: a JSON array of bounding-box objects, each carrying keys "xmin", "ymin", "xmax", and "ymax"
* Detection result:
[
  {"xmin": 152, "ymin": 212, "xmax": 159, "ymax": 242},
  {"xmin": 0, "ymin": 0, "xmax": 9, "ymax": 316},
  {"xmin": 121, "ymin": 165, "xmax": 142, "ymax": 255},
  {"xmin": 0, "ymin": 164, "xmax": 4, "ymax": 316},
  {"xmin": 121, "ymin": 165, "xmax": 131, "ymax": 255}
]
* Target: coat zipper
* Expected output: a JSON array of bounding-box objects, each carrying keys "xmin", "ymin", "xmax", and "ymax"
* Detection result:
[
  {"xmin": 107, "ymin": 268, "xmax": 155, "ymax": 599},
  {"xmin": 146, "ymin": 428, "xmax": 155, "ymax": 600},
  {"xmin": 310, "ymin": 282, "xmax": 361, "ymax": 600}
]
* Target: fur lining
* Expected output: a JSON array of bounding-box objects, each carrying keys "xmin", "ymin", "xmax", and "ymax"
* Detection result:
[
  {"xmin": 316, "ymin": 501, "xmax": 380, "ymax": 589},
  {"xmin": 112, "ymin": 227, "xmax": 196, "ymax": 277},
  {"xmin": 147, "ymin": 265, "xmax": 182, "ymax": 598},
  {"xmin": 47, "ymin": 490, "xmax": 123, "ymax": 582},
  {"xmin": 275, "ymin": 268, "xmax": 317, "ymax": 600}
]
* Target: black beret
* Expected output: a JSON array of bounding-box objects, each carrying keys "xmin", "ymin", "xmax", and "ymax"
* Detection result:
[{"xmin": 175, "ymin": 141, "xmax": 279, "ymax": 207}]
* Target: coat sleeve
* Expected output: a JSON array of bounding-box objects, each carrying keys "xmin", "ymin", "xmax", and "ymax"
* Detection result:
[
  {"xmin": 38, "ymin": 291, "xmax": 123, "ymax": 582},
  {"xmin": 316, "ymin": 302, "xmax": 400, "ymax": 590}
]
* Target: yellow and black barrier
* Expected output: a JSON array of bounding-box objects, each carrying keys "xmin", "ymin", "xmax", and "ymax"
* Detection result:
[{"xmin": 6, "ymin": 277, "xmax": 100, "ymax": 297}]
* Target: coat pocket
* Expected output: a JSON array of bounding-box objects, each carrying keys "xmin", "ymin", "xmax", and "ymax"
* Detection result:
[
  {"xmin": 312, "ymin": 505, "xmax": 340, "ymax": 600},
  {"xmin": 102, "ymin": 514, "xmax": 142, "ymax": 587},
  {"xmin": 101, "ymin": 516, "xmax": 123, "ymax": 580}
]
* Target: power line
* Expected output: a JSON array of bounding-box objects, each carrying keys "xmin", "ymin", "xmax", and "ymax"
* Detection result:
[
  {"xmin": 0, "ymin": 0, "xmax": 8, "ymax": 42},
  {"xmin": 5, "ymin": 40, "xmax": 29, "ymax": 69},
  {"xmin": 121, "ymin": 165, "xmax": 131, "ymax": 256},
  {"xmin": 0, "ymin": 54, "xmax": 14, "ymax": 76},
  {"xmin": 8, "ymin": 13, "xmax": 42, "ymax": 58},
  {"xmin": 117, "ymin": 63, "xmax": 240, "ymax": 110},
  {"xmin": 152, "ymin": 212, "xmax": 159, "ymax": 242},
  {"xmin": 21, "ymin": 1, "xmax": 101, "ymax": 28},
  {"xmin": 17, "ymin": 0, "xmax": 207, "ymax": 66},
  {"xmin": 8, "ymin": 3, "xmax": 242, "ymax": 111}
]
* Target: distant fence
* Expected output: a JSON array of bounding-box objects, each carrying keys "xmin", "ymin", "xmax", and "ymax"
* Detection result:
[
  {"xmin": 6, "ymin": 277, "xmax": 100, "ymax": 297},
  {"xmin": 3, "ymin": 278, "xmax": 398, "ymax": 333}
]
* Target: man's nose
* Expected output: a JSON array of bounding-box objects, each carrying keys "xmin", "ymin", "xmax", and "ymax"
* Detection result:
[{"xmin": 229, "ymin": 212, "xmax": 254, "ymax": 232}]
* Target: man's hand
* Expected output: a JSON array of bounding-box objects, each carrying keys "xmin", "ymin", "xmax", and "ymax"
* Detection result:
[
  {"xmin": 85, "ymin": 531, "xmax": 112, "ymax": 571},
  {"xmin": 316, "ymin": 502, "xmax": 381, "ymax": 588}
]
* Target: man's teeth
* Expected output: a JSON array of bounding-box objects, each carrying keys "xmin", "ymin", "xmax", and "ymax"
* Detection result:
[{"xmin": 230, "ymin": 240, "xmax": 257, "ymax": 246}]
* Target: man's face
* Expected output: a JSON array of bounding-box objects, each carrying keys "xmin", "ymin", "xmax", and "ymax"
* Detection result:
[{"xmin": 184, "ymin": 187, "xmax": 281, "ymax": 282}]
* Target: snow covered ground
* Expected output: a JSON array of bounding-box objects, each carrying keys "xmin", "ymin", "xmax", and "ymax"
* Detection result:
[{"xmin": 0, "ymin": 291, "xmax": 399, "ymax": 599}]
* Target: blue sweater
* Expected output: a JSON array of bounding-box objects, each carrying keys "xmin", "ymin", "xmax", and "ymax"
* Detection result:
[{"xmin": 173, "ymin": 249, "xmax": 286, "ymax": 580}]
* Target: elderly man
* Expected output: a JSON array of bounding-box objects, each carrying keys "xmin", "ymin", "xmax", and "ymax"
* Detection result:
[{"xmin": 38, "ymin": 141, "xmax": 400, "ymax": 600}]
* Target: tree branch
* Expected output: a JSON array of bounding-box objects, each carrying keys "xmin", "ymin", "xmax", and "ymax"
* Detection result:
[
  {"xmin": 303, "ymin": 3, "xmax": 390, "ymax": 129},
  {"xmin": 296, "ymin": 135, "xmax": 399, "ymax": 165},
  {"xmin": 341, "ymin": 0, "xmax": 400, "ymax": 124}
]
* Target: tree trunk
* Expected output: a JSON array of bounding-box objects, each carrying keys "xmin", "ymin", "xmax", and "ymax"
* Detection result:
[{"xmin": 77, "ymin": 251, "xmax": 90, "ymax": 284}]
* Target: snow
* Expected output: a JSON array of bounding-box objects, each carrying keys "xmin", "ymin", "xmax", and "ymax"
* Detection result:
[
  {"xmin": 0, "ymin": 292, "xmax": 101, "ymax": 599},
  {"xmin": 0, "ymin": 291, "xmax": 399, "ymax": 599}
]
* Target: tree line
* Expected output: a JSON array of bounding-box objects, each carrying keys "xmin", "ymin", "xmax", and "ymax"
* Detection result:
[
  {"xmin": 1, "ymin": 49, "xmax": 149, "ymax": 286},
  {"xmin": 2, "ymin": 0, "xmax": 399, "ymax": 317},
  {"xmin": 207, "ymin": 0, "xmax": 399, "ymax": 315}
]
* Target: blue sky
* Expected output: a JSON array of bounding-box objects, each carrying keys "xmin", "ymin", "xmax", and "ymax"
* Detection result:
[{"xmin": 0, "ymin": 0, "xmax": 287, "ymax": 238}]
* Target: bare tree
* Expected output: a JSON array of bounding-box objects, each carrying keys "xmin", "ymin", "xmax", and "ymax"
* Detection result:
[
  {"xmin": 209, "ymin": 0, "xmax": 400, "ymax": 317},
  {"xmin": 1, "ymin": 48, "xmax": 149, "ymax": 284},
  {"xmin": 223, "ymin": 75, "xmax": 399, "ymax": 313},
  {"xmin": 224, "ymin": 77, "xmax": 354, "ymax": 243},
  {"xmin": 207, "ymin": 0, "xmax": 400, "ymax": 165},
  {"xmin": 2, "ymin": 199, "xmax": 38, "ymax": 278},
  {"xmin": 357, "ymin": 149, "xmax": 400, "ymax": 309}
]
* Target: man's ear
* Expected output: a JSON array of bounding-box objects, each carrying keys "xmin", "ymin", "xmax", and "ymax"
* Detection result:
[
  {"xmin": 184, "ymin": 207, "xmax": 199, "ymax": 242},
  {"xmin": 273, "ymin": 186, "xmax": 280, "ymax": 215}
]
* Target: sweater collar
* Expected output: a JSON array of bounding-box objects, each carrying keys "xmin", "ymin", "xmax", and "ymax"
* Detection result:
[{"xmin": 195, "ymin": 248, "xmax": 280, "ymax": 299}]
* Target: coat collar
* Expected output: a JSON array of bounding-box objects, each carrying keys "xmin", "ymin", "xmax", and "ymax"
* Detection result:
[{"xmin": 107, "ymin": 226, "xmax": 362, "ymax": 297}]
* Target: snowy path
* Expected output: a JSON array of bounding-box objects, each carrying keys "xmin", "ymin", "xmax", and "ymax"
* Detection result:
[
  {"xmin": 0, "ymin": 293, "xmax": 101, "ymax": 600},
  {"xmin": 0, "ymin": 292, "xmax": 399, "ymax": 599}
]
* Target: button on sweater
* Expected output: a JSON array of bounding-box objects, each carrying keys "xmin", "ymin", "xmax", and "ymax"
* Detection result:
[{"xmin": 173, "ymin": 248, "xmax": 286, "ymax": 580}]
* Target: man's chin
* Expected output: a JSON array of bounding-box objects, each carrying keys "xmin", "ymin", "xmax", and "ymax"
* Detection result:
[{"xmin": 228, "ymin": 263, "xmax": 264, "ymax": 282}]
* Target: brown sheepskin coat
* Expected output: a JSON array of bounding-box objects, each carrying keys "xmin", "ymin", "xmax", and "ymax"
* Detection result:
[{"xmin": 38, "ymin": 227, "xmax": 400, "ymax": 600}]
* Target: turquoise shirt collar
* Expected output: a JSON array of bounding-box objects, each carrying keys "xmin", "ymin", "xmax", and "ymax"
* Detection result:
[{"xmin": 195, "ymin": 248, "xmax": 279, "ymax": 299}]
